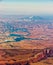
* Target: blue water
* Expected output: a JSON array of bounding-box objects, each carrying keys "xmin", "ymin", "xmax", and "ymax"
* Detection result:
[
  {"xmin": 14, "ymin": 37, "xmax": 26, "ymax": 42},
  {"xmin": 10, "ymin": 34, "xmax": 22, "ymax": 37},
  {"xmin": 9, "ymin": 34, "xmax": 43, "ymax": 42},
  {"xmin": 9, "ymin": 34, "xmax": 27, "ymax": 42}
]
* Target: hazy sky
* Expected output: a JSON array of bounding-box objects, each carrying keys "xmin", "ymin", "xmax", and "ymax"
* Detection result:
[{"xmin": 0, "ymin": 0, "xmax": 53, "ymax": 15}]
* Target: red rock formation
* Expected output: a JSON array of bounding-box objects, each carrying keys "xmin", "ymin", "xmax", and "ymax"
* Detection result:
[{"xmin": 29, "ymin": 51, "xmax": 45, "ymax": 63}]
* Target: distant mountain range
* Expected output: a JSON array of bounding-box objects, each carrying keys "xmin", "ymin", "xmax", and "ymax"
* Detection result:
[
  {"xmin": 22, "ymin": 15, "xmax": 53, "ymax": 21},
  {"xmin": 0, "ymin": 15, "xmax": 53, "ymax": 20},
  {"xmin": 22, "ymin": 16, "xmax": 44, "ymax": 21}
]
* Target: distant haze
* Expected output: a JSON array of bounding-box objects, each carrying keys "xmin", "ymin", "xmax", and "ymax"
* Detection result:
[{"xmin": 0, "ymin": 0, "xmax": 53, "ymax": 15}]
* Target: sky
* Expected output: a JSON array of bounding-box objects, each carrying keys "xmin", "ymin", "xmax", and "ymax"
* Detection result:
[{"xmin": 0, "ymin": 0, "xmax": 53, "ymax": 15}]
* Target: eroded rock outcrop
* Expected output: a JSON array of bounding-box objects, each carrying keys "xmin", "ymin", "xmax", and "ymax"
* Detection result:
[{"xmin": 0, "ymin": 48, "xmax": 53, "ymax": 65}]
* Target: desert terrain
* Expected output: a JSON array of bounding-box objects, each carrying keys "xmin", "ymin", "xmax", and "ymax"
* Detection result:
[{"xmin": 0, "ymin": 15, "xmax": 53, "ymax": 65}]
